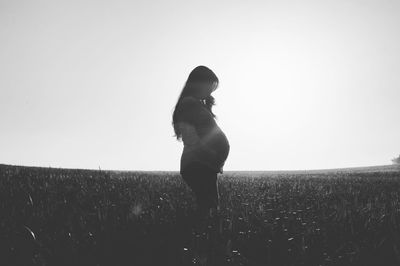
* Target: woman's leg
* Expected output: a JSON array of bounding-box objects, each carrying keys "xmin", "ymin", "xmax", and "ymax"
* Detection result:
[
  {"xmin": 201, "ymin": 172, "xmax": 219, "ymax": 215},
  {"xmin": 190, "ymin": 170, "xmax": 223, "ymax": 261},
  {"xmin": 181, "ymin": 165, "xmax": 223, "ymax": 260},
  {"xmin": 181, "ymin": 163, "xmax": 219, "ymax": 219}
]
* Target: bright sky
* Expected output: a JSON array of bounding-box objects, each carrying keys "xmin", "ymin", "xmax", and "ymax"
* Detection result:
[{"xmin": 1, "ymin": 0, "xmax": 399, "ymax": 171}]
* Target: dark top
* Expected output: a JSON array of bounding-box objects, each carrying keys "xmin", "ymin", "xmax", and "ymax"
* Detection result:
[{"xmin": 176, "ymin": 96, "xmax": 230, "ymax": 174}]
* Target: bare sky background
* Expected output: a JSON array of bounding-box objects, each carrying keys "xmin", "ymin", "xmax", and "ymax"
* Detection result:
[{"xmin": 1, "ymin": 0, "xmax": 399, "ymax": 171}]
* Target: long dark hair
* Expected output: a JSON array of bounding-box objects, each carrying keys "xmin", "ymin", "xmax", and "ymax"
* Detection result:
[{"xmin": 172, "ymin": 65, "xmax": 219, "ymax": 141}]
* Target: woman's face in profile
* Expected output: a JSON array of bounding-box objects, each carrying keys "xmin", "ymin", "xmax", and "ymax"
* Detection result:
[{"xmin": 193, "ymin": 81, "xmax": 217, "ymax": 99}]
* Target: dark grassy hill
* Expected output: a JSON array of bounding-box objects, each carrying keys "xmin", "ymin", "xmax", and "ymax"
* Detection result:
[{"xmin": 1, "ymin": 163, "xmax": 400, "ymax": 266}]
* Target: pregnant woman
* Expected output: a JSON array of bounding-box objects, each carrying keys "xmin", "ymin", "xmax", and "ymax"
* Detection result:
[{"xmin": 172, "ymin": 65, "xmax": 230, "ymax": 221}]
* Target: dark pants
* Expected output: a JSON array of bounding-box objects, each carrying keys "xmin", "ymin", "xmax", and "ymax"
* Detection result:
[{"xmin": 181, "ymin": 162, "xmax": 219, "ymax": 219}]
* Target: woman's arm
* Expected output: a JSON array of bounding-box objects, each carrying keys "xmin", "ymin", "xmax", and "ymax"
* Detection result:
[
  {"xmin": 177, "ymin": 96, "xmax": 225, "ymax": 173},
  {"xmin": 178, "ymin": 121, "xmax": 217, "ymax": 154},
  {"xmin": 178, "ymin": 121, "xmax": 220, "ymax": 171}
]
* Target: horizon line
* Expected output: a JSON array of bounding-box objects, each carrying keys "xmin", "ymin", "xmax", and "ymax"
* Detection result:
[{"xmin": 1, "ymin": 162, "xmax": 399, "ymax": 173}]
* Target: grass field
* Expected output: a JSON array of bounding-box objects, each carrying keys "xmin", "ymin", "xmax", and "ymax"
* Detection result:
[{"xmin": 1, "ymin": 163, "xmax": 400, "ymax": 266}]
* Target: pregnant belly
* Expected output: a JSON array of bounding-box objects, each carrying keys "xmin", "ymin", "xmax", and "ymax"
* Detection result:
[
  {"xmin": 204, "ymin": 127, "xmax": 230, "ymax": 162},
  {"xmin": 180, "ymin": 125, "xmax": 230, "ymax": 174}
]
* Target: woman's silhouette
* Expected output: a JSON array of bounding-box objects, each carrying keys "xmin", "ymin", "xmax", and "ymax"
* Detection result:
[{"xmin": 172, "ymin": 65, "xmax": 230, "ymax": 221}]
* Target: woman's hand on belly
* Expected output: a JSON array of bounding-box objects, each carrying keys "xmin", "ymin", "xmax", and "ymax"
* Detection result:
[{"xmin": 179, "ymin": 121, "xmax": 228, "ymax": 173}]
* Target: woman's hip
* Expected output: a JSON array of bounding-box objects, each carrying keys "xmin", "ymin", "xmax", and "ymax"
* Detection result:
[{"xmin": 181, "ymin": 162, "xmax": 217, "ymax": 184}]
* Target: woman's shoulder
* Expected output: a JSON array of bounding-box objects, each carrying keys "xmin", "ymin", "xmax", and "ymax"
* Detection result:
[
  {"xmin": 176, "ymin": 96, "xmax": 200, "ymax": 122},
  {"xmin": 180, "ymin": 96, "xmax": 199, "ymax": 105},
  {"xmin": 178, "ymin": 96, "xmax": 203, "ymax": 112}
]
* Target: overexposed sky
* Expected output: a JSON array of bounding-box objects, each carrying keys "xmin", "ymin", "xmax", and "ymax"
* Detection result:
[{"xmin": 1, "ymin": 0, "xmax": 399, "ymax": 171}]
